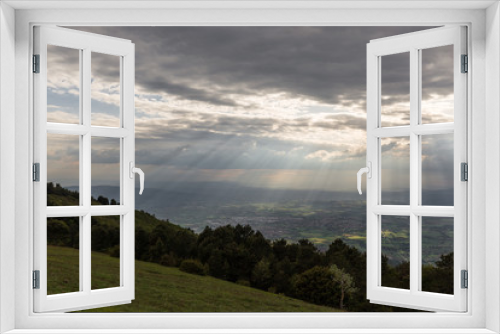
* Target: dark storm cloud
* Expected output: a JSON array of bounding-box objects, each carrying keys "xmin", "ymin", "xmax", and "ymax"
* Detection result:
[
  {"xmin": 421, "ymin": 45, "xmax": 455, "ymax": 100},
  {"xmin": 92, "ymin": 52, "xmax": 121, "ymax": 81},
  {"xmin": 50, "ymin": 26, "xmax": 455, "ymax": 191},
  {"xmin": 142, "ymin": 78, "xmax": 239, "ymax": 106},
  {"xmin": 380, "ymin": 42, "xmax": 454, "ymax": 104},
  {"xmin": 381, "ymin": 52, "xmax": 410, "ymax": 105},
  {"xmin": 135, "ymin": 110, "xmax": 366, "ymax": 141},
  {"xmin": 72, "ymin": 26, "xmax": 432, "ymax": 107},
  {"xmin": 136, "ymin": 112, "xmax": 278, "ymax": 137}
]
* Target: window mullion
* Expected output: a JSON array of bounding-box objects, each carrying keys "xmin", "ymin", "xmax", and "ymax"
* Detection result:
[
  {"xmin": 409, "ymin": 47, "xmax": 420, "ymax": 294},
  {"xmin": 82, "ymin": 47, "xmax": 91, "ymax": 208},
  {"xmin": 82, "ymin": 47, "xmax": 92, "ymax": 294},
  {"xmin": 82, "ymin": 214, "xmax": 91, "ymax": 293}
]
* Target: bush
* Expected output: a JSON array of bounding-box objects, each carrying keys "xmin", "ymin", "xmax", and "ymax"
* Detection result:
[
  {"xmin": 267, "ymin": 286, "xmax": 277, "ymax": 294},
  {"xmin": 179, "ymin": 259, "xmax": 206, "ymax": 276},
  {"xmin": 160, "ymin": 253, "xmax": 178, "ymax": 267},
  {"xmin": 251, "ymin": 259, "xmax": 272, "ymax": 290},
  {"xmin": 292, "ymin": 266, "xmax": 339, "ymax": 307},
  {"xmin": 109, "ymin": 245, "xmax": 120, "ymax": 258},
  {"xmin": 47, "ymin": 219, "xmax": 70, "ymax": 246}
]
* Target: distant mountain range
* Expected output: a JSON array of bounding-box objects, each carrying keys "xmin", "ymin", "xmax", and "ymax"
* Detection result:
[
  {"xmin": 67, "ymin": 182, "xmax": 453, "ymax": 220},
  {"xmin": 69, "ymin": 181, "xmax": 361, "ymax": 217}
]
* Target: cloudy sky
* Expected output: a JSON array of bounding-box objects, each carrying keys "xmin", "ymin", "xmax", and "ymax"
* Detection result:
[{"xmin": 46, "ymin": 26, "xmax": 454, "ymax": 198}]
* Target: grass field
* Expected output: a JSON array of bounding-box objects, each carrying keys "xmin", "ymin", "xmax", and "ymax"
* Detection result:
[{"xmin": 47, "ymin": 246, "xmax": 339, "ymax": 312}]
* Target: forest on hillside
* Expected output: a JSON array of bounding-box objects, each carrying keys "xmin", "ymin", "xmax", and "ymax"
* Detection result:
[{"xmin": 47, "ymin": 182, "xmax": 453, "ymax": 312}]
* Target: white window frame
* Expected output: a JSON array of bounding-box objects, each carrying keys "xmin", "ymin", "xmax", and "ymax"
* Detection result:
[
  {"xmin": 1, "ymin": 1, "xmax": 499, "ymax": 333},
  {"xmin": 33, "ymin": 25, "xmax": 136, "ymax": 313},
  {"xmin": 366, "ymin": 26, "xmax": 468, "ymax": 312}
]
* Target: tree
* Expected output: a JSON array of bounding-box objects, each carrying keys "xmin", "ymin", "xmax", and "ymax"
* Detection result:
[
  {"xmin": 91, "ymin": 222, "xmax": 109, "ymax": 251},
  {"xmin": 149, "ymin": 237, "xmax": 165, "ymax": 263},
  {"xmin": 381, "ymin": 254, "xmax": 399, "ymax": 289},
  {"xmin": 272, "ymin": 239, "xmax": 288, "ymax": 261},
  {"xmin": 167, "ymin": 229, "xmax": 197, "ymax": 259},
  {"xmin": 135, "ymin": 227, "xmax": 150, "ymax": 260},
  {"xmin": 97, "ymin": 195, "xmax": 109, "ymax": 205},
  {"xmin": 47, "ymin": 219, "xmax": 70, "ymax": 246},
  {"xmin": 330, "ymin": 264, "xmax": 357, "ymax": 309},
  {"xmin": 179, "ymin": 259, "xmax": 206, "ymax": 275},
  {"xmin": 247, "ymin": 231, "xmax": 271, "ymax": 260},
  {"xmin": 292, "ymin": 265, "xmax": 338, "ymax": 307},
  {"xmin": 296, "ymin": 239, "xmax": 321, "ymax": 273},
  {"xmin": 422, "ymin": 252, "xmax": 454, "ymax": 294},
  {"xmin": 207, "ymin": 249, "xmax": 229, "ymax": 279},
  {"xmin": 272, "ymin": 256, "xmax": 295, "ymax": 294},
  {"xmin": 251, "ymin": 258, "xmax": 272, "ymax": 290}
]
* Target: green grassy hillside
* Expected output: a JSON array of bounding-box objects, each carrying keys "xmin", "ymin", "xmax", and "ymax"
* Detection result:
[{"xmin": 48, "ymin": 246, "xmax": 339, "ymax": 312}]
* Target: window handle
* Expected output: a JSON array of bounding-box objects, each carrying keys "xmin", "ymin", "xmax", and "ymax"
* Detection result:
[
  {"xmin": 129, "ymin": 162, "xmax": 145, "ymax": 195},
  {"xmin": 357, "ymin": 162, "xmax": 371, "ymax": 195}
]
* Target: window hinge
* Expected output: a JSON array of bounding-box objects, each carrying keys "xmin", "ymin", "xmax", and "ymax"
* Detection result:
[
  {"xmin": 461, "ymin": 54, "xmax": 468, "ymax": 73},
  {"xmin": 33, "ymin": 270, "xmax": 40, "ymax": 289},
  {"xmin": 33, "ymin": 54, "xmax": 40, "ymax": 73},
  {"xmin": 33, "ymin": 163, "xmax": 40, "ymax": 182},
  {"xmin": 461, "ymin": 162, "xmax": 468, "ymax": 182},
  {"xmin": 461, "ymin": 270, "xmax": 468, "ymax": 289}
]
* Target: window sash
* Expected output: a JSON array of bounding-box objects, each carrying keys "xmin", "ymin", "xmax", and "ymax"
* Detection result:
[
  {"xmin": 32, "ymin": 25, "xmax": 136, "ymax": 313},
  {"xmin": 366, "ymin": 26, "xmax": 468, "ymax": 312}
]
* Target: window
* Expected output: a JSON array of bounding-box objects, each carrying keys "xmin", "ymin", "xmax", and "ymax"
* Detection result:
[
  {"xmin": 364, "ymin": 26, "xmax": 467, "ymax": 312},
  {"xmin": 33, "ymin": 26, "xmax": 141, "ymax": 312},
  {"xmin": 2, "ymin": 2, "xmax": 497, "ymax": 333}
]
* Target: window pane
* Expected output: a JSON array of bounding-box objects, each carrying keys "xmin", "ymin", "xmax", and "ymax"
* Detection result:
[
  {"xmin": 381, "ymin": 216, "xmax": 410, "ymax": 290},
  {"xmin": 47, "ymin": 217, "xmax": 80, "ymax": 295},
  {"xmin": 381, "ymin": 52, "xmax": 410, "ymax": 127},
  {"xmin": 381, "ymin": 137, "xmax": 410, "ymax": 205},
  {"xmin": 47, "ymin": 45, "xmax": 80, "ymax": 124},
  {"xmin": 421, "ymin": 217, "xmax": 453, "ymax": 294},
  {"xmin": 91, "ymin": 137, "xmax": 120, "ymax": 205},
  {"xmin": 91, "ymin": 52, "xmax": 121, "ymax": 127},
  {"xmin": 421, "ymin": 45, "xmax": 454, "ymax": 124},
  {"xmin": 47, "ymin": 133, "xmax": 80, "ymax": 206},
  {"xmin": 91, "ymin": 215, "xmax": 121, "ymax": 290},
  {"xmin": 421, "ymin": 133, "xmax": 454, "ymax": 206}
]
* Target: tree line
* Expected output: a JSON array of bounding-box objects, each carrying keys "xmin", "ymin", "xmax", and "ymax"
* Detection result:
[{"xmin": 47, "ymin": 183, "xmax": 453, "ymax": 311}]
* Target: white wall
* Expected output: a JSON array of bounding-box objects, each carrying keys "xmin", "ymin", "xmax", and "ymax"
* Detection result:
[
  {"xmin": 0, "ymin": 2, "xmax": 16, "ymax": 333},
  {"xmin": 2, "ymin": 3, "xmax": 495, "ymax": 332}
]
